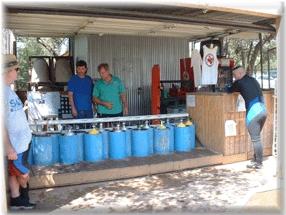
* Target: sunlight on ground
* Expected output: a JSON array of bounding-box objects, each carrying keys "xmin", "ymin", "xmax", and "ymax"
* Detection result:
[{"xmin": 30, "ymin": 156, "xmax": 280, "ymax": 213}]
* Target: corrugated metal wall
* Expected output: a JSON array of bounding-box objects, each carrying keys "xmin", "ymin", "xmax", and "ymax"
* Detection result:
[
  {"xmin": 2, "ymin": 28, "xmax": 15, "ymax": 54},
  {"xmin": 76, "ymin": 35, "xmax": 189, "ymax": 116}
]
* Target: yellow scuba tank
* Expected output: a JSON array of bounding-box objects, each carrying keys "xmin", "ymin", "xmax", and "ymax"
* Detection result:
[
  {"xmin": 89, "ymin": 125, "xmax": 99, "ymax": 134},
  {"xmin": 177, "ymin": 119, "xmax": 186, "ymax": 127},
  {"xmin": 185, "ymin": 118, "xmax": 193, "ymax": 126}
]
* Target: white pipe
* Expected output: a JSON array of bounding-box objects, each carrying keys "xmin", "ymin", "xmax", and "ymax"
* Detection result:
[{"xmin": 29, "ymin": 113, "xmax": 189, "ymax": 126}]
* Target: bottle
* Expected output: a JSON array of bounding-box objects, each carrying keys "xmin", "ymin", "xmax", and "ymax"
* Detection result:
[
  {"xmin": 166, "ymin": 119, "xmax": 170, "ymax": 126},
  {"xmin": 114, "ymin": 123, "xmax": 121, "ymax": 131},
  {"xmin": 65, "ymin": 126, "xmax": 74, "ymax": 136},
  {"xmin": 144, "ymin": 120, "xmax": 150, "ymax": 129},
  {"xmin": 99, "ymin": 123, "xmax": 104, "ymax": 132},
  {"xmin": 184, "ymin": 118, "xmax": 193, "ymax": 126},
  {"xmin": 89, "ymin": 124, "xmax": 99, "ymax": 135},
  {"xmin": 122, "ymin": 122, "xmax": 127, "ymax": 131},
  {"xmin": 158, "ymin": 120, "xmax": 166, "ymax": 129},
  {"xmin": 177, "ymin": 119, "xmax": 186, "ymax": 127}
]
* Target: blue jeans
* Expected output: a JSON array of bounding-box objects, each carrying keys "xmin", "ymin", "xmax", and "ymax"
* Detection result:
[
  {"xmin": 77, "ymin": 110, "xmax": 94, "ymax": 119},
  {"xmin": 247, "ymin": 112, "xmax": 267, "ymax": 164},
  {"xmin": 76, "ymin": 110, "xmax": 94, "ymax": 129}
]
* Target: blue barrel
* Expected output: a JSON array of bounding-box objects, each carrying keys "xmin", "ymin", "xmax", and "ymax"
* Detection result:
[
  {"xmin": 124, "ymin": 129, "xmax": 132, "ymax": 157},
  {"xmin": 189, "ymin": 124, "xmax": 196, "ymax": 149},
  {"xmin": 83, "ymin": 133, "xmax": 103, "ymax": 162},
  {"xmin": 59, "ymin": 134, "xmax": 78, "ymax": 164},
  {"xmin": 147, "ymin": 127, "xmax": 154, "ymax": 154},
  {"xmin": 27, "ymin": 139, "xmax": 34, "ymax": 165},
  {"xmin": 109, "ymin": 131, "xmax": 126, "ymax": 160},
  {"xmin": 174, "ymin": 126, "xmax": 192, "ymax": 152},
  {"xmin": 75, "ymin": 132, "xmax": 84, "ymax": 162},
  {"xmin": 131, "ymin": 129, "xmax": 150, "ymax": 157},
  {"xmin": 166, "ymin": 123, "xmax": 175, "ymax": 152},
  {"xmin": 154, "ymin": 128, "xmax": 170, "ymax": 154},
  {"xmin": 101, "ymin": 129, "xmax": 109, "ymax": 159},
  {"xmin": 32, "ymin": 134, "xmax": 53, "ymax": 166},
  {"xmin": 50, "ymin": 134, "xmax": 60, "ymax": 164}
]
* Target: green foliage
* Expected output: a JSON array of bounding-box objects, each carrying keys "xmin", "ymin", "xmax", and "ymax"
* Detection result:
[
  {"xmin": 223, "ymin": 35, "xmax": 277, "ymax": 75},
  {"xmin": 16, "ymin": 37, "xmax": 69, "ymax": 90}
]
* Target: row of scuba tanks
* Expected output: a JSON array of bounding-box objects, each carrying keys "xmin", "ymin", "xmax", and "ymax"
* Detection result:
[{"xmin": 28, "ymin": 119, "xmax": 196, "ymax": 166}]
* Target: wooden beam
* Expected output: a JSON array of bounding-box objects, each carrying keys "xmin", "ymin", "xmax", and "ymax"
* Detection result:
[{"xmin": 6, "ymin": 7, "xmax": 276, "ymax": 33}]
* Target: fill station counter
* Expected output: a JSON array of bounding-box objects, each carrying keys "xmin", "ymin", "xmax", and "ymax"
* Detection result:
[{"xmin": 187, "ymin": 90, "xmax": 274, "ymax": 163}]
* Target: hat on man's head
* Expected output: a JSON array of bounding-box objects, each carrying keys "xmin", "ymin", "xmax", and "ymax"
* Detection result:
[{"xmin": 2, "ymin": 54, "xmax": 19, "ymax": 73}]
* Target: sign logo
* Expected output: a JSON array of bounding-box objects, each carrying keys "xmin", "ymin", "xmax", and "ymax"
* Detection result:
[
  {"xmin": 182, "ymin": 71, "xmax": 189, "ymax": 80},
  {"xmin": 205, "ymin": 53, "xmax": 214, "ymax": 67}
]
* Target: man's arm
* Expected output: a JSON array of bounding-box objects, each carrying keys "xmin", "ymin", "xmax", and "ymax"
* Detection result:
[
  {"xmin": 92, "ymin": 96, "xmax": 113, "ymax": 109},
  {"xmin": 226, "ymin": 81, "xmax": 239, "ymax": 93},
  {"xmin": 68, "ymin": 91, "xmax": 78, "ymax": 117},
  {"xmin": 120, "ymin": 93, "xmax": 128, "ymax": 115},
  {"xmin": 3, "ymin": 127, "xmax": 17, "ymax": 160}
]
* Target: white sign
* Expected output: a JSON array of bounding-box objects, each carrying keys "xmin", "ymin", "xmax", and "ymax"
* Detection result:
[
  {"xmin": 225, "ymin": 120, "xmax": 237, "ymax": 137},
  {"xmin": 187, "ymin": 95, "xmax": 196, "ymax": 107},
  {"xmin": 236, "ymin": 95, "xmax": 246, "ymax": 112}
]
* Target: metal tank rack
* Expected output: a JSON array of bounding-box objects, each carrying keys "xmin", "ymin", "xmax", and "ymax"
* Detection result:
[{"xmin": 29, "ymin": 113, "xmax": 190, "ymax": 133}]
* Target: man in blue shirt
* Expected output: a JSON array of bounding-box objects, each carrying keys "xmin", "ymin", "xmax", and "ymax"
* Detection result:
[
  {"xmin": 68, "ymin": 60, "xmax": 94, "ymax": 119},
  {"xmin": 93, "ymin": 63, "xmax": 128, "ymax": 118}
]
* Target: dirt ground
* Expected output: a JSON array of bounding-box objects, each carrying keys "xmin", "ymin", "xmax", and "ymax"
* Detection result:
[{"xmin": 26, "ymin": 156, "xmax": 281, "ymax": 213}]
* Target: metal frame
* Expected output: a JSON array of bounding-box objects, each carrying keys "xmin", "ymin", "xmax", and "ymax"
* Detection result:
[
  {"xmin": 29, "ymin": 113, "xmax": 189, "ymax": 126},
  {"xmin": 267, "ymin": 47, "xmax": 277, "ymax": 89},
  {"xmin": 6, "ymin": 7, "xmax": 276, "ymax": 33},
  {"xmin": 259, "ymin": 33, "xmax": 264, "ymax": 89}
]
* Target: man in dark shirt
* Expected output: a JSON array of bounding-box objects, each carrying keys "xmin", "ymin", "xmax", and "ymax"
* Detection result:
[
  {"xmin": 230, "ymin": 66, "xmax": 267, "ymax": 169},
  {"xmin": 68, "ymin": 60, "xmax": 94, "ymax": 119}
]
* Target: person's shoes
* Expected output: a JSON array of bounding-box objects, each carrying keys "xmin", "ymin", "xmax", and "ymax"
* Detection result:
[
  {"xmin": 10, "ymin": 196, "xmax": 36, "ymax": 210},
  {"xmin": 20, "ymin": 183, "xmax": 30, "ymax": 201},
  {"xmin": 20, "ymin": 183, "xmax": 36, "ymax": 208},
  {"xmin": 247, "ymin": 162, "xmax": 263, "ymax": 169},
  {"xmin": 250, "ymin": 154, "xmax": 256, "ymax": 164}
]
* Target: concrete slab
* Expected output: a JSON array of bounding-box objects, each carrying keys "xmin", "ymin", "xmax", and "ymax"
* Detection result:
[{"xmin": 29, "ymin": 148, "xmax": 223, "ymax": 189}]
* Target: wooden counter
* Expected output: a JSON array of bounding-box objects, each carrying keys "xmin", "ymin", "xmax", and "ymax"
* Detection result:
[{"xmin": 187, "ymin": 91, "xmax": 274, "ymax": 163}]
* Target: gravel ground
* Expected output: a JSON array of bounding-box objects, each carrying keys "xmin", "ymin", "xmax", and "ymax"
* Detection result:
[{"xmin": 27, "ymin": 156, "xmax": 280, "ymax": 213}]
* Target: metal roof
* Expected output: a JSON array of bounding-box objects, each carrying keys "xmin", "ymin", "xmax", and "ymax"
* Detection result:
[{"xmin": 4, "ymin": 3, "xmax": 277, "ymax": 40}]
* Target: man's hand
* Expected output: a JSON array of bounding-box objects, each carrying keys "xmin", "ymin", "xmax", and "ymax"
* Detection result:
[
  {"xmin": 71, "ymin": 107, "xmax": 78, "ymax": 117},
  {"xmin": 123, "ymin": 106, "xmax": 128, "ymax": 116},
  {"xmin": 7, "ymin": 146, "xmax": 17, "ymax": 160},
  {"xmin": 104, "ymin": 102, "xmax": 113, "ymax": 110}
]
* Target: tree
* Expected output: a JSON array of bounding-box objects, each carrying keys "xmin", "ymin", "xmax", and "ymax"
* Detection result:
[
  {"xmin": 16, "ymin": 37, "xmax": 69, "ymax": 90},
  {"xmin": 223, "ymin": 33, "xmax": 276, "ymax": 76}
]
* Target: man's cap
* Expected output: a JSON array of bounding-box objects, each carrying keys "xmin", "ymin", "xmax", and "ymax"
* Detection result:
[{"xmin": 2, "ymin": 54, "xmax": 19, "ymax": 73}]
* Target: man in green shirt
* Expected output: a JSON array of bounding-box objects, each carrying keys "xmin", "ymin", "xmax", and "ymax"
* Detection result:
[{"xmin": 93, "ymin": 63, "xmax": 128, "ymax": 117}]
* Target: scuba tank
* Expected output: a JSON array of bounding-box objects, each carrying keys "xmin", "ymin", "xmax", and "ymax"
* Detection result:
[
  {"xmin": 89, "ymin": 124, "xmax": 99, "ymax": 134},
  {"xmin": 158, "ymin": 120, "xmax": 166, "ymax": 129},
  {"xmin": 177, "ymin": 119, "xmax": 186, "ymax": 127}
]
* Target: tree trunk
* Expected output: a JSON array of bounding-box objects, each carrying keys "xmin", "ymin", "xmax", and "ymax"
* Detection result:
[
  {"xmin": 247, "ymin": 34, "xmax": 274, "ymax": 76},
  {"xmin": 36, "ymin": 38, "xmax": 58, "ymax": 56},
  {"xmin": 246, "ymin": 41, "xmax": 253, "ymax": 69}
]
